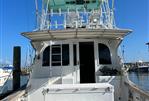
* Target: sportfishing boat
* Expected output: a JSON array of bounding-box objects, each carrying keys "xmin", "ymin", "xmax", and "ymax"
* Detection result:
[{"xmin": 2, "ymin": 0, "xmax": 149, "ymax": 101}]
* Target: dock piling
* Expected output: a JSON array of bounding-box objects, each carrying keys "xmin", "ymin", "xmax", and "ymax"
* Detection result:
[{"xmin": 13, "ymin": 46, "xmax": 21, "ymax": 91}]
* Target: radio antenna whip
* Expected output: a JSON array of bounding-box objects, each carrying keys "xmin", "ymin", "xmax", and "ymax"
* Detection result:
[{"xmin": 35, "ymin": 0, "xmax": 39, "ymax": 29}]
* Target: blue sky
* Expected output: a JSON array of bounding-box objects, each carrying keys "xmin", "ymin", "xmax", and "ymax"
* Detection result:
[{"xmin": 0, "ymin": 0, "xmax": 149, "ymax": 66}]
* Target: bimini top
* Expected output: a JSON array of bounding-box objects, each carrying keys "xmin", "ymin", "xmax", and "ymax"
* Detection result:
[
  {"xmin": 45, "ymin": 0, "xmax": 101, "ymax": 11},
  {"xmin": 22, "ymin": 28, "xmax": 132, "ymax": 41}
]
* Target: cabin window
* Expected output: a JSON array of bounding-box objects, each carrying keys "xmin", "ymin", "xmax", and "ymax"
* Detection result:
[
  {"xmin": 42, "ymin": 46, "xmax": 50, "ymax": 66},
  {"xmin": 52, "ymin": 45, "xmax": 61, "ymax": 66},
  {"xmin": 98, "ymin": 43, "xmax": 112, "ymax": 64},
  {"xmin": 51, "ymin": 44, "xmax": 70, "ymax": 66},
  {"xmin": 62, "ymin": 44, "xmax": 70, "ymax": 66},
  {"xmin": 73, "ymin": 44, "xmax": 77, "ymax": 66},
  {"xmin": 42, "ymin": 44, "xmax": 70, "ymax": 66}
]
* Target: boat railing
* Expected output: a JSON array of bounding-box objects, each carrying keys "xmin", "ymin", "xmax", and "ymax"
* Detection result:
[
  {"xmin": 37, "ymin": 8, "xmax": 116, "ymax": 31},
  {"xmin": 125, "ymin": 76, "xmax": 149, "ymax": 101}
]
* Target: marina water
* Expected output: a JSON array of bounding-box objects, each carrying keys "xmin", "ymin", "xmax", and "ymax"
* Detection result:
[
  {"xmin": 129, "ymin": 72, "xmax": 149, "ymax": 92},
  {"xmin": 0, "ymin": 75, "xmax": 29, "ymax": 93}
]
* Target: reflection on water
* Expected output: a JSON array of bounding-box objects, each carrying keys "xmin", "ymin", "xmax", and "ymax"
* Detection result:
[{"xmin": 129, "ymin": 72, "xmax": 149, "ymax": 92}]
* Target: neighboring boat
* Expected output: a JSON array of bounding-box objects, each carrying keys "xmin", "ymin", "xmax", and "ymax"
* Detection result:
[
  {"xmin": 1, "ymin": 0, "xmax": 149, "ymax": 101},
  {"xmin": 0, "ymin": 66, "xmax": 13, "ymax": 95},
  {"xmin": 135, "ymin": 61, "xmax": 149, "ymax": 72},
  {"xmin": 137, "ymin": 65, "xmax": 149, "ymax": 72},
  {"xmin": 0, "ymin": 66, "xmax": 13, "ymax": 87}
]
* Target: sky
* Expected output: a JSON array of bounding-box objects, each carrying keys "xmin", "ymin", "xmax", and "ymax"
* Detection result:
[{"xmin": 0, "ymin": 0, "xmax": 149, "ymax": 66}]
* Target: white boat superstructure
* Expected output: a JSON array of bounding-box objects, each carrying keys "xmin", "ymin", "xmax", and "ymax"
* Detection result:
[{"xmin": 3, "ymin": 0, "xmax": 149, "ymax": 101}]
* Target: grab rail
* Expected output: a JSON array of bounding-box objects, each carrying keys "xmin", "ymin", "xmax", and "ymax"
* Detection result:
[{"xmin": 125, "ymin": 77, "xmax": 149, "ymax": 101}]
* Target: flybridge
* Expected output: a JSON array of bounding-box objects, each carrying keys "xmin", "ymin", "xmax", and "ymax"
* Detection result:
[{"xmin": 35, "ymin": 0, "xmax": 116, "ymax": 30}]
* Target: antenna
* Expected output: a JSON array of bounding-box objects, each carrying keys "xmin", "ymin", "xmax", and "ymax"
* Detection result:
[
  {"xmin": 35, "ymin": 0, "xmax": 39, "ymax": 29},
  {"xmin": 111, "ymin": 0, "xmax": 115, "ymax": 28},
  {"xmin": 122, "ymin": 45, "xmax": 125, "ymax": 62},
  {"xmin": 112, "ymin": 0, "xmax": 114, "ymax": 10}
]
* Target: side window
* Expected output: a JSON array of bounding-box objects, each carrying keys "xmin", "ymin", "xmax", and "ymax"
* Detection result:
[
  {"xmin": 52, "ymin": 45, "xmax": 61, "ymax": 66},
  {"xmin": 42, "ymin": 44, "xmax": 70, "ymax": 67},
  {"xmin": 98, "ymin": 43, "xmax": 112, "ymax": 64},
  {"xmin": 73, "ymin": 44, "xmax": 77, "ymax": 66},
  {"xmin": 62, "ymin": 44, "xmax": 69, "ymax": 66},
  {"xmin": 51, "ymin": 44, "xmax": 70, "ymax": 66},
  {"xmin": 42, "ymin": 46, "xmax": 50, "ymax": 66}
]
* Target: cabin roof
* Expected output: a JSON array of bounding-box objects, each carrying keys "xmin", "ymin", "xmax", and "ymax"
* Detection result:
[{"xmin": 22, "ymin": 28, "xmax": 132, "ymax": 41}]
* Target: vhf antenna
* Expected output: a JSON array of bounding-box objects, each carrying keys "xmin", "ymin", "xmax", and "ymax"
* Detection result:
[
  {"xmin": 112, "ymin": 0, "xmax": 115, "ymax": 28},
  {"xmin": 122, "ymin": 45, "xmax": 125, "ymax": 63},
  {"xmin": 35, "ymin": 0, "xmax": 39, "ymax": 29}
]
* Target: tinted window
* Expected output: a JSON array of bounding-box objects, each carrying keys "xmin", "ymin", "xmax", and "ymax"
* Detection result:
[
  {"xmin": 42, "ymin": 46, "xmax": 50, "ymax": 66},
  {"xmin": 76, "ymin": 0, "xmax": 84, "ymax": 4},
  {"xmin": 52, "ymin": 45, "xmax": 61, "ymax": 66},
  {"xmin": 52, "ymin": 55, "xmax": 61, "ymax": 61},
  {"xmin": 73, "ymin": 44, "xmax": 77, "ymax": 66},
  {"xmin": 98, "ymin": 43, "xmax": 111, "ymax": 64},
  {"xmin": 52, "ymin": 45, "xmax": 61, "ymax": 54},
  {"xmin": 43, "ymin": 44, "xmax": 70, "ymax": 67},
  {"xmin": 52, "ymin": 62, "xmax": 61, "ymax": 66},
  {"xmin": 62, "ymin": 44, "xmax": 69, "ymax": 66}
]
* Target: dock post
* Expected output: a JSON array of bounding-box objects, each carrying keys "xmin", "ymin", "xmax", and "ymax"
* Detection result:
[{"xmin": 13, "ymin": 46, "xmax": 21, "ymax": 91}]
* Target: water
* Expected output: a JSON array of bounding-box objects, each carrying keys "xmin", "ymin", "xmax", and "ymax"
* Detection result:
[
  {"xmin": 129, "ymin": 72, "xmax": 149, "ymax": 92},
  {"xmin": 0, "ymin": 75, "xmax": 29, "ymax": 94}
]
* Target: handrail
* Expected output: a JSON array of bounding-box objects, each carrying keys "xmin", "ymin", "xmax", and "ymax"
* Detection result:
[
  {"xmin": 38, "ymin": 9, "xmax": 116, "ymax": 30},
  {"xmin": 125, "ymin": 78, "xmax": 149, "ymax": 99}
]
